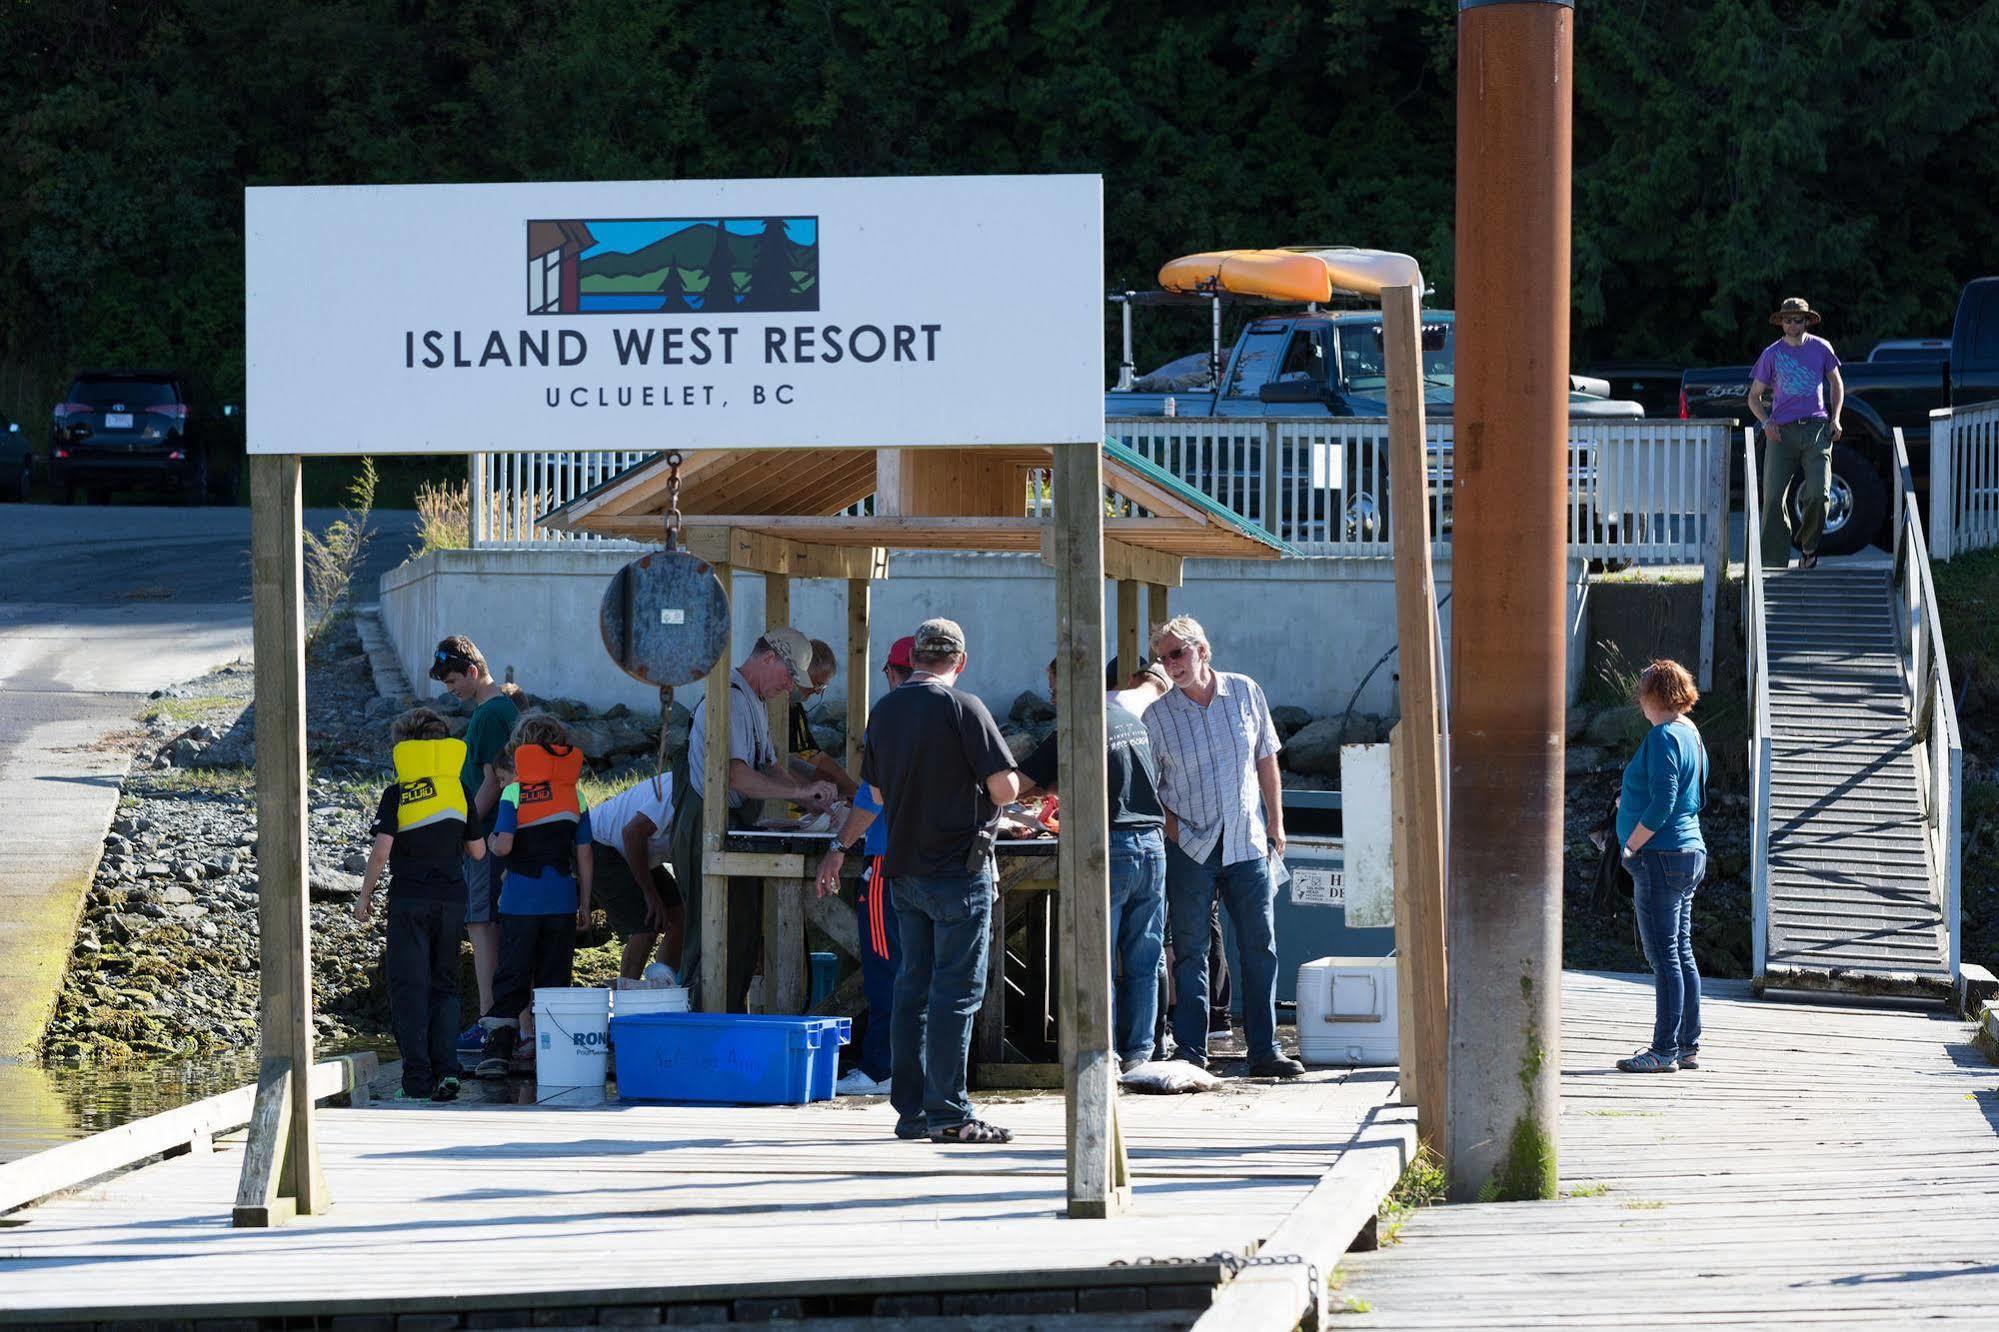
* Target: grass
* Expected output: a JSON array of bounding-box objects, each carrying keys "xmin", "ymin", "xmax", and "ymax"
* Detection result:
[
  {"xmin": 1622, "ymin": 1199, "xmax": 1667, "ymax": 1211},
  {"xmin": 131, "ymin": 767, "xmax": 255, "ymax": 796},
  {"xmin": 1562, "ymin": 1181, "xmax": 1612, "ymax": 1198},
  {"xmin": 1581, "ymin": 1109, "xmax": 1663, "ymax": 1118},
  {"xmin": 1376, "ymin": 1144, "xmax": 1447, "ymax": 1245},
  {"xmin": 139, "ymin": 693, "xmax": 241, "ymax": 725}
]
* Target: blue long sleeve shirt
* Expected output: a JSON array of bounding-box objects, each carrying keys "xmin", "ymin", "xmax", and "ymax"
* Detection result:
[{"xmin": 1616, "ymin": 718, "xmax": 1707, "ymax": 851}]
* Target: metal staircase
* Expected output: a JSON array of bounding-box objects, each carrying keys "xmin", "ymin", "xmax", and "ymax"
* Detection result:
[{"xmin": 1745, "ymin": 430, "xmax": 1961, "ymax": 996}]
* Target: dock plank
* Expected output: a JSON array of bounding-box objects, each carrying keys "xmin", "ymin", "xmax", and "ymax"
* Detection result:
[{"xmin": 1335, "ymin": 971, "xmax": 1999, "ymax": 1326}]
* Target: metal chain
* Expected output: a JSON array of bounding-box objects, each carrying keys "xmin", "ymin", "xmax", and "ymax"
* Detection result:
[
  {"xmin": 1112, "ymin": 1252, "xmax": 1322, "ymax": 1315},
  {"xmin": 655, "ymin": 684, "xmax": 675, "ymax": 778},
  {"xmin": 662, "ymin": 450, "xmax": 685, "ymax": 551}
]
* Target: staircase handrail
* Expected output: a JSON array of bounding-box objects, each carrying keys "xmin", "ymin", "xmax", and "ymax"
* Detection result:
[
  {"xmin": 1742, "ymin": 426, "xmax": 1773, "ymax": 977},
  {"xmin": 1891, "ymin": 427, "xmax": 1963, "ymax": 981}
]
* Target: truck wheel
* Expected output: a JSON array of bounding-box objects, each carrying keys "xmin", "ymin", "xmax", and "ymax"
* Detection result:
[{"xmin": 1784, "ymin": 441, "xmax": 1887, "ymax": 557}]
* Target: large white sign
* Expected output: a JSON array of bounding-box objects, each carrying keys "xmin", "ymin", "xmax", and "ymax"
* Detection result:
[{"xmin": 245, "ymin": 175, "xmax": 1103, "ymax": 455}]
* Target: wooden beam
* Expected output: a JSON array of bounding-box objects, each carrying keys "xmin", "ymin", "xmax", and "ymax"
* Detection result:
[
  {"xmin": 1115, "ymin": 581, "xmax": 1141, "ymax": 684},
  {"xmin": 1051, "ymin": 438, "xmax": 1126, "ymax": 1219},
  {"xmin": 700, "ymin": 563, "xmax": 734, "ymax": 1012},
  {"xmin": 680, "ymin": 527, "xmax": 889, "ymax": 581},
  {"xmin": 715, "ymin": 851, "xmax": 806, "ymax": 878},
  {"xmin": 1, "ymin": 1054, "xmax": 372, "ymax": 1217},
  {"xmin": 803, "ymin": 885, "xmax": 861, "ymax": 961},
  {"xmin": 766, "ymin": 574, "xmax": 792, "ymax": 768},
  {"xmin": 239, "ymin": 453, "xmax": 323, "ymax": 1226},
  {"xmin": 1146, "ymin": 583, "xmax": 1170, "ymax": 651},
  {"xmin": 845, "ymin": 579, "xmax": 870, "ymax": 779},
  {"xmin": 1389, "ymin": 722, "xmax": 1421, "ymax": 1115},
  {"xmin": 1382, "ymin": 285, "xmax": 1449, "ymax": 1155},
  {"xmin": 762, "ymin": 877, "xmax": 806, "ymax": 1016},
  {"xmin": 232, "ymin": 1057, "xmax": 295, "ymax": 1229},
  {"xmin": 1037, "ymin": 530, "xmax": 1184, "ymax": 589}
]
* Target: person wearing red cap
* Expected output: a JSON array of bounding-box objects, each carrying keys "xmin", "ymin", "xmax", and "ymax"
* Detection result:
[{"xmin": 816, "ymin": 635, "xmax": 915, "ymax": 1094}]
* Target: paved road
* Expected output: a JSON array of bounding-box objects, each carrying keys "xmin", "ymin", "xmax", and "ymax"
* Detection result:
[{"xmin": 0, "ymin": 503, "xmax": 419, "ymax": 1057}]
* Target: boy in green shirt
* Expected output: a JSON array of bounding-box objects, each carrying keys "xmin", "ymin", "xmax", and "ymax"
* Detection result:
[{"xmin": 429, "ymin": 635, "xmax": 519, "ymax": 1044}]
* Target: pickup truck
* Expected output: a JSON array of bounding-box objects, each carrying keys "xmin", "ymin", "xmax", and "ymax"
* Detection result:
[
  {"xmin": 1680, "ymin": 277, "xmax": 1999, "ymax": 554},
  {"xmin": 1106, "ymin": 308, "xmax": 1644, "ymax": 422},
  {"xmin": 1106, "ymin": 306, "xmax": 1644, "ymax": 539}
]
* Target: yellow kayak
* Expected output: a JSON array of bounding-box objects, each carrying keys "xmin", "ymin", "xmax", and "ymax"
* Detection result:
[{"xmin": 1158, "ymin": 247, "xmax": 1424, "ymax": 303}]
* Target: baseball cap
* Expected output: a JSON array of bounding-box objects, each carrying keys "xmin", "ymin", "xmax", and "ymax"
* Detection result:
[
  {"xmin": 913, "ymin": 617, "xmax": 967, "ymax": 657},
  {"xmin": 760, "ymin": 626, "xmax": 815, "ymax": 688},
  {"xmin": 884, "ymin": 636, "xmax": 916, "ymax": 670}
]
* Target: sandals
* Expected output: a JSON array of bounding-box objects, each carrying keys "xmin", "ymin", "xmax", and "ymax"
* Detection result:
[
  {"xmin": 930, "ymin": 1118, "xmax": 1013, "ymax": 1144},
  {"xmin": 1678, "ymin": 1047, "xmax": 1700, "ymax": 1070},
  {"xmin": 1616, "ymin": 1048, "xmax": 1678, "ymax": 1074}
]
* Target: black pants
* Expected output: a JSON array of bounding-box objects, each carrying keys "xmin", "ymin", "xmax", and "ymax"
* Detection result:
[
  {"xmin": 1156, "ymin": 896, "xmax": 1232, "ymax": 1053},
  {"xmin": 387, "ymin": 896, "xmax": 463, "ymax": 1096},
  {"xmin": 485, "ymin": 911, "xmax": 577, "ymax": 1046}
]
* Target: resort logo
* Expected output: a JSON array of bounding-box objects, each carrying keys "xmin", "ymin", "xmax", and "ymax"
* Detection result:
[{"xmin": 526, "ymin": 217, "xmax": 820, "ymax": 315}]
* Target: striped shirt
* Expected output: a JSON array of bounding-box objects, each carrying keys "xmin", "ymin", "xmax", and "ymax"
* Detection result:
[{"xmin": 1143, "ymin": 671, "xmax": 1281, "ymax": 866}]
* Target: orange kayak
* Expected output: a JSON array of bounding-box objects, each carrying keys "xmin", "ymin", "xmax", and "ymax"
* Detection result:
[{"xmin": 1158, "ymin": 247, "xmax": 1424, "ymax": 303}]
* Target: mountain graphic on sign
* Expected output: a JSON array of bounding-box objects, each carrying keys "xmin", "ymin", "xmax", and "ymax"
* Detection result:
[{"xmin": 529, "ymin": 217, "xmax": 818, "ymax": 314}]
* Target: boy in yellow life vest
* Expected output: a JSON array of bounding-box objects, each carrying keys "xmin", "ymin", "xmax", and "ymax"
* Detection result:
[
  {"xmin": 356, "ymin": 708, "xmax": 487, "ymax": 1102},
  {"xmin": 476, "ymin": 713, "xmax": 594, "ymax": 1078}
]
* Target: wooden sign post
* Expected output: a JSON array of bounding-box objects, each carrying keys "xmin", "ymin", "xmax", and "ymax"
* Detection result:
[
  {"xmin": 233, "ymin": 453, "xmax": 325, "ymax": 1228},
  {"xmin": 1053, "ymin": 439, "xmax": 1127, "ymax": 1218}
]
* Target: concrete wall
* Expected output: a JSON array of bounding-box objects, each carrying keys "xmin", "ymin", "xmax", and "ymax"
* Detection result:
[{"xmin": 380, "ymin": 547, "xmax": 1589, "ymax": 720}]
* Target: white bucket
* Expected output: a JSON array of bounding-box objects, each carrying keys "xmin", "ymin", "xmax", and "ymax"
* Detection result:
[
  {"xmin": 533, "ymin": 986, "xmax": 611, "ymax": 1105},
  {"xmin": 613, "ymin": 985, "xmax": 691, "ymax": 1018}
]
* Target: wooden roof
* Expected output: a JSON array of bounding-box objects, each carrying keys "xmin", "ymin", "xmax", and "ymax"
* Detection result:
[{"xmin": 541, "ymin": 445, "xmax": 1295, "ymax": 570}]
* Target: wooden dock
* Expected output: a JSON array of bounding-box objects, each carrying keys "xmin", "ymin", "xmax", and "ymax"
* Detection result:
[
  {"xmin": 1338, "ymin": 970, "xmax": 1999, "ymax": 1326},
  {"xmin": 0, "ymin": 1068, "xmax": 1412, "ymax": 1327}
]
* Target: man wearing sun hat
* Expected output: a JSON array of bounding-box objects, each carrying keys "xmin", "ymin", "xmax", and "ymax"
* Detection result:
[{"xmin": 1749, "ymin": 296, "xmax": 1846, "ymax": 570}]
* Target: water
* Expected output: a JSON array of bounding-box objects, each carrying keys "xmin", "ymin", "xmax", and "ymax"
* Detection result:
[{"xmin": 0, "ymin": 1043, "xmax": 389, "ymax": 1165}]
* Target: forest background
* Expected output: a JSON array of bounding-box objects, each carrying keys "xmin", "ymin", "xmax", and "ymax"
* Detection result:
[{"xmin": 3, "ymin": 0, "xmax": 1997, "ymax": 434}]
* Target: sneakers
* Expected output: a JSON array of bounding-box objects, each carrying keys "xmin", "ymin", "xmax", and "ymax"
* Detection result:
[
  {"xmin": 1249, "ymin": 1054, "xmax": 1306, "ymax": 1079},
  {"xmin": 455, "ymin": 1023, "xmax": 486, "ymax": 1073},
  {"xmin": 431, "ymin": 1077, "xmax": 461, "ymax": 1103},
  {"xmin": 1172, "ymin": 1051, "xmax": 1209, "ymax": 1071},
  {"xmin": 1798, "ymin": 552, "xmax": 1820, "ymax": 570},
  {"xmin": 835, "ymin": 1069, "xmax": 889, "ymax": 1097},
  {"xmin": 1119, "ymin": 1055, "xmax": 1150, "ymax": 1075},
  {"xmin": 1616, "ymin": 1048, "xmax": 1678, "ymax": 1073},
  {"xmin": 476, "ymin": 1025, "xmax": 518, "ymax": 1079}
]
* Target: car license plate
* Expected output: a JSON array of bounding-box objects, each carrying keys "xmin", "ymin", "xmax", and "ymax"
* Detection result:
[
  {"xmin": 105, "ymin": 412, "xmax": 133, "ymax": 429},
  {"xmin": 1291, "ymin": 868, "xmax": 1344, "ymax": 907}
]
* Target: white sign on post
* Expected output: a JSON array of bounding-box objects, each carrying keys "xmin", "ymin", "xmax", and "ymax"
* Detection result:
[{"xmin": 245, "ymin": 175, "xmax": 1104, "ymax": 456}]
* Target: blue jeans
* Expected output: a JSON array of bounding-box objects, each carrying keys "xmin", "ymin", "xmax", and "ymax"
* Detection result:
[
  {"xmin": 1631, "ymin": 847, "xmax": 1705, "ymax": 1058},
  {"xmin": 889, "ymin": 865, "xmax": 993, "ymax": 1131},
  {"xmin": 1109, "ymin": 829, "xmax": 1167, "ymax": 1063},
  {"xmin": 1166, "ymin": 840, "xmax": 1280, "ymax": 1063}
]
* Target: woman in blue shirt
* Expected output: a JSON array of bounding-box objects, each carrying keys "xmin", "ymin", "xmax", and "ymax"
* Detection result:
[{"xmin": 1615, "ymin": 659, "xmax": 1709, "ymax": 1074}]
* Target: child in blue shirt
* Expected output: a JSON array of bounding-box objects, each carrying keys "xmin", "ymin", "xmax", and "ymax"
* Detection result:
[{"xmin": 476, "ymin": 713, "xmax": 593, "ymax": 1077}]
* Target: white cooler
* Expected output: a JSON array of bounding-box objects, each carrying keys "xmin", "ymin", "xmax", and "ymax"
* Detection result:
[{"xmin": 1297, "ymin": 956, "xmax": 1400, "ymax": 1067}]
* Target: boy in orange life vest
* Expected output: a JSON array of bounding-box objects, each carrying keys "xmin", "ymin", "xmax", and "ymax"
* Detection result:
[
  {"xmin": 475, "ymin": 713, "xmax": 594, "ymax": 1078},
  {"xmin": 356, "ymin": 707, "xmax": 487, "ymax": 1102}
]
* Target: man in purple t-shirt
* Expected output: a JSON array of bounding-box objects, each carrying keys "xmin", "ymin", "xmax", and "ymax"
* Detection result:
[{"xmin": 1749, "ymin": 296, "xmax": 1845, "ymax": 569}]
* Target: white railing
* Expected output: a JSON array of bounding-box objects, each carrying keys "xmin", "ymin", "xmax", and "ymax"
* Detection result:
[
  {"xmin": 1892, "ymin": 427, "xmax": 1962, "ymax": 981},
  {"xmin": 1928, "ymin": 397, "xmax": 1999, "ymax": 559},
  {"xmin": 471, "ymin": 417, "xmax": 1731, "ymax": 568},
  {"xmin": 468, "ymin": 451, "xmax": 657, "ymax": 549},
  {"xmin": 1105, "ymin": 416, "xmax": 1729, "ymax": 564},
  {"xmin": 1743, "ymin": 426, "xmax": 1773, "ymax": 978}
]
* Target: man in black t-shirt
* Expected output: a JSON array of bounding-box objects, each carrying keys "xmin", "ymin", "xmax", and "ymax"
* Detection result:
[
  {"xmin": 1018, "ymin": 657, "xmax": 1173, "ymax": 1072},
  {"xmin": 356, "ymin": 708, "xmax": 487, "ymax": 1101},
  {"xmin": 858, "ymin": 617, "xmax": 1023, "ymax": 1144}
]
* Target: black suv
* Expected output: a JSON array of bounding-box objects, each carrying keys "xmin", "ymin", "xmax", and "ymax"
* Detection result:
[{"xmin": 48, "ymin": 370, "xmax": 238, "ymax": 504}]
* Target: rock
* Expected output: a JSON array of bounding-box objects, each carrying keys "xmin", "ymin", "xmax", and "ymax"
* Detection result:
[
  {"xmin": 156, "ymin": 882, "xmax": 196, "ymax": 906},
  {"xmin": 1566, "ymin": 706, "xmax": 1592, "ymax": 742},
  {"xmin": 1005, "ymin": 731, "xmax": 1039, "ymax": 762},
  {"xmin": 105, "ymin": 913, "xmax": 151, "ymax": 945},
  {"xmin": 444, "ymin": 713, "xmax": 469, "ymax": 738},
  {"xmin": 603, "ymin": 715, "xmax": 656, "ymax": 755},
  {"xmin": 1585, "ymin": 705, "xmax": 1651, "ymax": 748},
  {"xmin": 308, "ymin": 873, "xmax": 361, "ymax": 902},
  {"xmin": 809, "ymin": 700, "xmax": 846, "ymax": 729},
  {"xmin": 176, "ymin": 864, "xmax": 205, "ymax": 885},
  {"xmin": 341, "ymin": 849, "xmax": 370, "ymax": 875},
  {"xmin": 1279, "ymin": 717, "xmax": 1344, "ymax": 777},
  {"xmin": 541, "ymin": 696, "xmax": 591, "ymax": 722},
  {"xmin": 1342, "ymin": 713, "xmax": 1389, "ymax": 746},
  {"xmin": 169, "ymin": 738, "xmax": 204, "ymax": 766},
  {"xmin": 810, "ymin": 722, "xmax": 845, "ymax": 755},
  {"xmin": 141, "ymin": 861, "xmax": 171, "ymax": 878},
  {"xmin": 1564, "ymin": 745, "xmax": 1608, "ymax": 775},
  {"xmin": 1270, "ymin": 705, "xmax": 1313, "ymax": 740},
  {"xmin": 203, "ymin": 856, "xmax": 235, "ymax": 879},
  {"xmin": 565, "ymin": 720, "xmax": 614, "ymax": 762},
  {"xmin": 1010, "ymin": 691, "xmax": 1057, "ymax": 725}
]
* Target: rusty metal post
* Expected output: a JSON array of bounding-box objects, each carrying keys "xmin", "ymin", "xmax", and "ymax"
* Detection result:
[{"xmin": 1447, "ymin": 0, "xmax": 1572, "ymax": 1203}]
